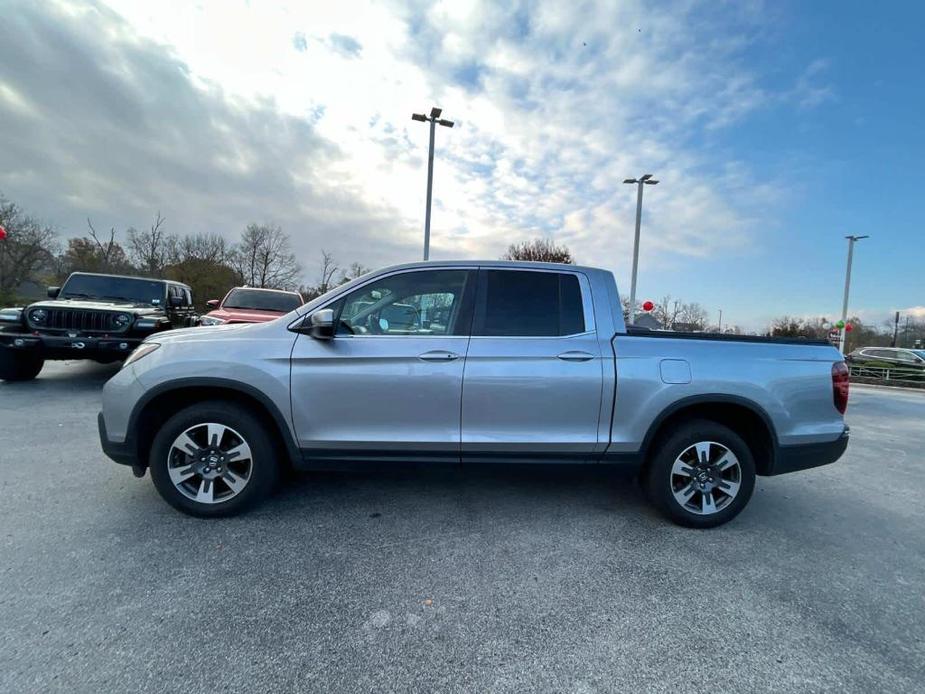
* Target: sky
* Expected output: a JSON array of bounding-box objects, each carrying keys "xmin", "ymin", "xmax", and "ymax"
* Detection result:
[{"xmin": 1, "ymin": 0, "xmax": 923, "ymax": 331}]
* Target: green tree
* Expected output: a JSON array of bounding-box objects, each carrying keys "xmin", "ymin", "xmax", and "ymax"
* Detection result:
[{"xmin": 163, "ymin": 259, "xmax": 241, "ymax": 312}]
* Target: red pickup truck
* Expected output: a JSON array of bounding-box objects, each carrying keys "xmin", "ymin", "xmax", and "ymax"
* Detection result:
[{"xmin": 200, "ymin": 287, "xmax": 304, "ymax": 325}]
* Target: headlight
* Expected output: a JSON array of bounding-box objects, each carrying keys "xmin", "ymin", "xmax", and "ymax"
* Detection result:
[
  {"xmin": 0, "ymin": 308, "xmax": 23, "ymax": 323},
  {"xmin": 112, "ymin": 313, "xmax": 131, "ymax": 328},
  {"xmin": 29, "ymin": 308, "xmax": 47, "ymax": 324},
  {"xmin": 123, "ymin": 342, "xmax": 160, "ymax": 368},
  {"xmin": 200, "ymin": 315, "xmax": 226, "ymax": 326}
]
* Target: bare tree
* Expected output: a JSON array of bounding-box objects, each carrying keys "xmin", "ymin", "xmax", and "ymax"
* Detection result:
[
  {"xmin": 338, "ymin": 261, "xmax": 370, "ymax": 285},
  {"xmin": 676, "ymin": 302, "xmax": 709, "ymax": 331},
  {"xmin": 620, "ymin": 294, "xmax": 632, "ymax": 323},
  {"xmin": 652, "ymin": 295, "xmax": 683, "ymax": 331},
  {"xmin": 86, "ymin": 218, "xmax": 125, "ymax": 270},
  {"xmin": 232, "ymin": 223, "xmax": 301, "ymax": 290},
  {"xmin": 172, "ymin": 233, "xmax": 231, "ymax": 265},
  {"xmin": 503, "ymin": 238, "xmax": 574, "ymax": 264},
  {"xmin": 126, "ymin": 212, "xmax": 170, "ymax": 276},
  {"xmin": 318, "ymin": 250, "xmax": 339, "ymax": 294},
  {"xmin": 0, "ymin": 198, "xmax": 58, "ymax": 301}
]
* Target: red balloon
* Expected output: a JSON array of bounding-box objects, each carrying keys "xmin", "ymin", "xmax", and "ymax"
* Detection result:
[
  {"xmin": 642, "ymin": 300, "xmax": 654, "ymax": 312},
  {"xmin": 845, "ymin": 323, "xmax": 853, "ymax": 332},
  {"xmin": 0, "ymin": 225, "xmax": 6, "ymax": 240}
]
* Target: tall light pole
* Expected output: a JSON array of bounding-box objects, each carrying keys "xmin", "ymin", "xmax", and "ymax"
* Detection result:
[
  {"xmin": 839, "ymin": 234, "xmax": 869, "ymax": 354},
  {"xmin": 718, "ymin": 309, "xmax": 723, "ymax": 333},
  {"xmin": 622, "ymin": 174, "xmax": 659, "ymax": 324},
  {"xmin": 412, "ymin": 107, "xmax": 454, "ymax": 261}
]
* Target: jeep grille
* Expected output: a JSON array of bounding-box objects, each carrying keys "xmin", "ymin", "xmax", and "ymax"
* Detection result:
[{"xmin": 30, "ymin": 309, "xmax": 129, "ymax": 334}]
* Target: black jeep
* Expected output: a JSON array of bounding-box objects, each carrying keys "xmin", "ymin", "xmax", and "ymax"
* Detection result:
[{"xmin": 0, "ymin": 272, "xmax": 198, "ymax": 381}]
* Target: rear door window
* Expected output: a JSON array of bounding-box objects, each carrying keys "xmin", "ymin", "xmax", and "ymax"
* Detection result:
[{"xmin": 473, "ymin": 270, "xmax": 587, "ymax": 337}]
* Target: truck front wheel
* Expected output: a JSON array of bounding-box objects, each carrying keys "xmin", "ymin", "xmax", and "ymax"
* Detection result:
[
  {"xmin": 149, "ymin": 401, "xmax": 279, "ymax": 517},
  {"xmin": 644, "ymin": 419, "xmax": 756, "ymax": 528},
  {"xmin": 0, "ymin": 348, "xmax": 45, "ymax": 381}
]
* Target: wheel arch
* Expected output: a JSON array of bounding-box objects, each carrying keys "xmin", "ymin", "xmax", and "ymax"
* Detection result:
[
  {"xmin": 639, "ymin": 394, "xmax": 779, "ymax": 476},
  {"xmin": 129, "ymin": 378, "xmax": 300, "ymax": 470}
]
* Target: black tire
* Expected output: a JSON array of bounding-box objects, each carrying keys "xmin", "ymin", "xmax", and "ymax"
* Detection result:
[
  {"xmin": 0, "ymin": 347, "xmax": 44, "ymax": 381},
  {"xmin": 149, "ymin": 401, "xmax": 279, "ymax": 518},
  {"xmin": 644, "ymin": 419, "xmax": 756, "ymax": 529}
]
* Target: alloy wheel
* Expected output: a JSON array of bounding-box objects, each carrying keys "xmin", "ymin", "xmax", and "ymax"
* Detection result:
[
  {"xmin": 166, "ymin": 422, "xmax": 253, "ymax": 504},
  {"xmin": 670, "ymin": 441, "xmax": 742, "ymax": 515}
]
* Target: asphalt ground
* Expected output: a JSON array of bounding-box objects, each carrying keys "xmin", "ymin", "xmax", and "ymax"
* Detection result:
[{"xmin": 1, "ymin": 361, "xmax": 923, "ymax": 693}]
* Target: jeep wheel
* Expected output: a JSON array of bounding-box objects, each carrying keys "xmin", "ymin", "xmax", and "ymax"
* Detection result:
[
  {"xmin": 0, "ymin": 348, "xmax": 44, "ymax": 381},
  {"xmin": 644, "ymin": 419, "xmax": 756, "ymax": 528},
  {"xmin": 149, "ymin": 401, "xmax": 279, "ymax": 517}
]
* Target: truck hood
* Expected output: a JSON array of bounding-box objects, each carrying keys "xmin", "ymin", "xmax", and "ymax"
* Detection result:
[
  {"xmin": 205, "ymin": 307, "xmax": 287, "ymax": 323},
  {"xmin": 148, "ymin": 322, "xmax": 257, "ymax": 344}
]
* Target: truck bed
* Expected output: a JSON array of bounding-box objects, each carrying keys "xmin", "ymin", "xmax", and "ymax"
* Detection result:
[{"xmin": 625, "ymin": 326, "xmax": 829, "ymax": 346}]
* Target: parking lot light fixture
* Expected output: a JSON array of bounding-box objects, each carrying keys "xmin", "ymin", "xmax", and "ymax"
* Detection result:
[
  {"xmin": 623, "ymin": 174, "xmax": 659, "ymax": 325},
  {"xmin": 412, "ymin": 106, "xmax": 455, "ymax": 261}
]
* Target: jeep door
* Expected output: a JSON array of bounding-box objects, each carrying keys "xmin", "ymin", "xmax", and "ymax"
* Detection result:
[{"xmin": 290, "ymin": 268, "xmax": 476, "ymax": 462}]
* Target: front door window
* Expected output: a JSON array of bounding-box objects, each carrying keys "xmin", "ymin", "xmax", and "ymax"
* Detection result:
[{"xmin": 331, "ymin": 270, "xmax": 472, "ymax": 337}]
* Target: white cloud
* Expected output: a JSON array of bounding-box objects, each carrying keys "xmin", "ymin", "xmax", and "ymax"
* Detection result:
[{"xmin": 2, "ymin": 0, "xmax": 827, "ymax": 290}]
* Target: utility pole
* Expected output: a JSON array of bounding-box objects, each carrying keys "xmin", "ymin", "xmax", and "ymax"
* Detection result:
[
  {"xmin": 839, "ymin": 234, "xmax": 869, "ymax": 354},
  {"xmin": 892, "ymin": 311, "xmax": 900, "ymax": 347},
  {"xmin": 412, "ymin": 107, "xmax": 454, "ymax": 261},
  {"xmin": 718, "ymin": 309, "xmax": 723, "ymax": 333},
  {"xmin": 622, "ymin": 174, "xmax": 659, "ymax": 324}
]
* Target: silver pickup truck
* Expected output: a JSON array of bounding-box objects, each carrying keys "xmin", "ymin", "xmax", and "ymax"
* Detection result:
[{"xmin": 99, "ymin": 260, "xmax": 850, "ymax": 527}]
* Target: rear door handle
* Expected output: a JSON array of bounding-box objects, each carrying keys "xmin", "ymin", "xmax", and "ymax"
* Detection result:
[
  {"xmin": 557, "ymin": 351, "xmax": 594, "ymax": 362},
  {"xmin": 418, "ymin": 350, "xmax": 460, "ymax": 362}
]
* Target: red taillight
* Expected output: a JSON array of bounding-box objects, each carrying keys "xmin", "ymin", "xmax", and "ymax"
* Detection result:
[{"xmin": 832, "ymin": 362, "xmax": 849, "ymax": 414}]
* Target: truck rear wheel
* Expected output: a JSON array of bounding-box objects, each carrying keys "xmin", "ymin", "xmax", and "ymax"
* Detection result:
[
  {"xmin": 644, "ymin": 419, "xmax": 756, "ymax": 528},
  {"xmin": 0, "ymin": 348, "xmax": 44, "ymax": 381},
  {"xmin": 149, "ymin": 401, "xmax": 279, "ymax": 517}
]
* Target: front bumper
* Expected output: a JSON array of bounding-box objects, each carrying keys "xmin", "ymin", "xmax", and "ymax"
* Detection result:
[
  {"xmin": 0, "ymin": 331, "xmax": 142, "ymax": 356},
  {"xmin": 98, "ymin": 412, "xmax": 139, "ymax": 468},
  {"xmin": 770, "ymin": 428, "xmax": 850, "ymax": 475}
]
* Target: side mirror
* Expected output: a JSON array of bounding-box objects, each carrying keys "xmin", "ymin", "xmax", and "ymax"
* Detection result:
[
  {"xmin": 206, "ymin": 299, "xmax": 219, "ymax": 308},
  {"xmin": 308, "ymin": 309, "xmax": 335, "ymax": 339},
  {"xmin": 47, "ymin": 286, "xmax": 60, "ymax": 299}
]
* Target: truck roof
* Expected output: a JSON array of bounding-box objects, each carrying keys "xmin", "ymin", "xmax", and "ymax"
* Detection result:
[
  {"xmin": 372, "ymin": 259, "xmax": 606, "ymax": 275},
  {"xmin": 67, "ymin": 271, "xmax": 191, "ymax": 290}
]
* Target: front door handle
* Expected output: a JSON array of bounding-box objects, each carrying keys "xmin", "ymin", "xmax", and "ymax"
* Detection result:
[
  {"xmin": 557, "ymin": 351, "xmax": 594, "ymax": 362},
  {"xmin": 418, "ymin": 350, "xmax": 460, "ymax": 362}
]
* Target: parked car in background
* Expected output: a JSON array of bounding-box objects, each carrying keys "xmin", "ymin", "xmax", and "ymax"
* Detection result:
[
  {"xmin": 200, "ymin": 287, "xmax": 304, "ymax": 326},
  {"xmin": 846, "ymin": 347, "xmax": 925, "ymax": 371},
  {"xmin": 0, "ymin": 272, "xmax": 197, "ymax": 381},
  {"xmin": 99, "ymin": 260, "xmax": 849, "ymax": 527}
]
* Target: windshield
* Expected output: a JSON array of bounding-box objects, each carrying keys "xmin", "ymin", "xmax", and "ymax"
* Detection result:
[
  {"xmin": 223, "ymin": 288, "xmax": 302, "ymax": 312},
  {"xmin": 912, "ymin": 350, "xmax": 925, "ymax": 359},
  {"xmin": 60, "ymin": 274, "xmax": 165, "ymax": 304}
]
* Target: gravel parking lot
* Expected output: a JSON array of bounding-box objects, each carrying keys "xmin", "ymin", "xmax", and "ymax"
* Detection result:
[{"xmin": 1, "ymin": 361, "xmax": 923, "ymax": 693}]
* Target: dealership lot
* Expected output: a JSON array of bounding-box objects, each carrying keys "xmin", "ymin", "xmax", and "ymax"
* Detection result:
[{"xmin": 1, "ymin": 362, "xmax": 923, "ymax": 693}]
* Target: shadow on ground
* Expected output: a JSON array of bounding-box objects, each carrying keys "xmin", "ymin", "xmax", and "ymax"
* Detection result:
[{"xmin": 0, "ymin": 359, "xmax": 120, "ymax": 394}]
